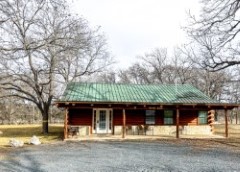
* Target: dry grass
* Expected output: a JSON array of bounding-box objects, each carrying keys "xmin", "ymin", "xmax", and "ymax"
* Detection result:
[
  {"xmin": 213, "ymin": 124, "xmax": 240, "ymax": 148},
  {"xmin": 214, "ymin": 124, "xmax": 240, "ymax": 138},
  {"xmin": 0, "ymin": 124, "xmax": 63, "ymax": 147},
  {"xmin": 0, "ymin": 124, "xmax": 239, "ymax": 149}
]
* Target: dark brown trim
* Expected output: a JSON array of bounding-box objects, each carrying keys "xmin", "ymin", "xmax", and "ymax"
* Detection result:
[
  {"xmin": 122, "ymin": 109, "xmax": 126, "ymax": 138},
  {"xmin": 225, "ymin": 109, "xmax": 228, "ymax": 138},
  {"xmin": 56, "ymin": 101, "xmax": 238, "ymax": 106},
  {"xmin": 90, "ymin": 126, "xmax": 92, "ymax": 135},
  {"xmin": 57, "ymin": 102, "xmax": 238, "ymax": 111},
  {"xmin": 176, "ymin": 107, "xmax": 180, "ymax": 139},
  {"xmin": 64, "ymin": 108, "xmax": 69, "ymax": 139},
  {"xmin": 236, "ymin": 110, "xmax": 238, "ymax": 125},
  {"xmin": 112, "ymin": 124, "xmax": 115, "ymax": 135}
]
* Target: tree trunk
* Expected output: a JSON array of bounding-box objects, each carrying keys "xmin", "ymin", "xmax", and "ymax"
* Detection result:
[{"xmin": 42, "ymin": 111, "xmax": 49, "ymax": 134}]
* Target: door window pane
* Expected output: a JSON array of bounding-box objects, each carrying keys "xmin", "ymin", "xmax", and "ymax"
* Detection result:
[{"xmin": 99, "ymin": 110, "xmax": 106, "ymax": 129}]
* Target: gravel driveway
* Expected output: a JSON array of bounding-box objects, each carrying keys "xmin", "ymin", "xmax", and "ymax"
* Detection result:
[{"xmin": 1, "ymin": 139, "xmax": 240, "ymax": 172}]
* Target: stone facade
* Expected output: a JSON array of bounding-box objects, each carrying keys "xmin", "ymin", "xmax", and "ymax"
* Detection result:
[
  {"xmin": 68, "ymin": 126, "xmax": 90, "ymax": 136},
  {"xmin": 181, "ymin": 125, "xmax": 212, "ymax": 135},
  {"xmin": 114, "ymin": 126, "xmax": 122, "ymax": 135},
  {"xmin": 151, "ymin": 126, "xmax": 176, "ymax": 135},
  {"xmin": 68, "ymin": 125, "xmax": 212, "ymax": 137},
  {"xmin": 116, "ymin": 125, "xmax": 212, "ymax": 136}
]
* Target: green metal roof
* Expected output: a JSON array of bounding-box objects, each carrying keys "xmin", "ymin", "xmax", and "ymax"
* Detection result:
[{"xmin": 58, "ymin": 83, "xmax": 220, "ymax": 105}]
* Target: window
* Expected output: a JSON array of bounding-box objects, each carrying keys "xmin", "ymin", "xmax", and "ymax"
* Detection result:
[
  {"xmin": 164, "ymin": 110, "xmax": 173, "ymax": 125},
  {"xmin": 145, "ymin": 110, "xmax": 155, "ymax": 124},
  {"xmin": 198, "ymin": 111, "xmax": 207, "ymax": 124}
]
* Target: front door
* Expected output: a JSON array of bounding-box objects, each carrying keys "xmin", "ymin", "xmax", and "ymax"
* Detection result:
[{"xmin": 93, "ymin": 109, "xmax": 112, "ymax": 134}]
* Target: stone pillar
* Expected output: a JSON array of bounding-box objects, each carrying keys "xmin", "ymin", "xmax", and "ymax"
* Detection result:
[{"xmin": 208, "ymin": 110, "xmax": 215, "ymax": 133}]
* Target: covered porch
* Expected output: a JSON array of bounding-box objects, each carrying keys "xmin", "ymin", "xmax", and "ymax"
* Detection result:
[{"xmin": 60, "ymin": 103, "xmax": 237, "ymax": 140}]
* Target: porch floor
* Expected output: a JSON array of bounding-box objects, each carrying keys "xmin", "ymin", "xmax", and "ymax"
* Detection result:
[{"xmin": 65, "ymin": 134, "xmax": 224, "ymax": 141}]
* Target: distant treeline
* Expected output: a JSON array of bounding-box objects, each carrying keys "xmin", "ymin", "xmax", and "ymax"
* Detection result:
[{"xmin": 0, "ymin": 101, "xmax": 63, "ymax": 125}]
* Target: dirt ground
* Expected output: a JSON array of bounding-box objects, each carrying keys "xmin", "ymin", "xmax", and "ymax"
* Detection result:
[{"xmin": 0, "ymin": 139, "xmax": 240, "ymax": 172}]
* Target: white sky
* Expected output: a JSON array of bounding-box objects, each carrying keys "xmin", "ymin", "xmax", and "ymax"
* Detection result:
[{"xmin": 69, "ymin": 0, "xmax": 200, "ymax": 69}]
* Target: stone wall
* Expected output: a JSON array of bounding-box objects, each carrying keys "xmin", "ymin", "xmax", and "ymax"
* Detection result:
[
  {"xmin": 68, "ymin": 125, "xmax": 90, "ymax": 137},
  {"xmin": 68, "ymin": 125, "xmax": 212, "ymax": 136},
  {"xmin": 181, "ymin": 125, "xmax": 212, "ymax": 135},
  {"xmin": 114, "ymin": 126, "xmax": 122, "ymax": 135},
  {"xmin": 152, "ymin": 125, "xmax": 212, "ymax": 135},
  {"xmin": 151, "ymin": 126, "xmax": 176, "ymax": 135},
  {"xmin": 115, "ymin": 125, "xmax": 212, "ymax": 136}
]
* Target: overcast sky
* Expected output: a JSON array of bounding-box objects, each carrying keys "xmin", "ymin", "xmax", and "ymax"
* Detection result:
[{"xmin": 70, "ymin": 0, "xmax": 200, "ymax": 69}]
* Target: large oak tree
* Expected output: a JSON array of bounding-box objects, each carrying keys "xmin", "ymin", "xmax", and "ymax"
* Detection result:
[
  {"xmin": 0, "ymin": 0, "xmax": 112, "ymax": 133},
  {"xmin": 186, "ymin": 0, "xmax": 240, "ymax": 71}
]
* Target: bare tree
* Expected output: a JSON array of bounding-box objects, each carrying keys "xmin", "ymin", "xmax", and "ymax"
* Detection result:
[
  {"xmin": 118, "ymin": 48, "xmax": 182, "ymax": 84},
  {"xmin": 179, "ymin": 45, "xmax": 228, "ymax": 99},
  {"xmin": 118, "ymin": 63, "xmax": 151, "ymax": 84},
  {"xmin": 191, "ymin": 69, "xmax": 226, "ymax": 99},
  {"xmin": 56, "ymin": 26, "xmax": 112, "ymax": 84},
  {"xmin": 0, "ymin": 0, "xmax": 111, "ymax": 133},
  {"xmin": 139, "ymin": 48, "xmax": 168, "ymax": 84},
  {"xmin": 118, "ymin": 70, "xmax": 132, "ymax": 84},
  {"xmin": 186, "ymin": 0, "xmax": 240, "ymax": 71},
  {"xmin": 118, "ymin": 47, "xmax": 227, "ymax": 100},
  {"xmin": 171, "ymin": 49, "xmax": 194, "ymax": 84},
  {"xmin": 221, "ymin": 67, "xmax": 240, "ymax": 103}
]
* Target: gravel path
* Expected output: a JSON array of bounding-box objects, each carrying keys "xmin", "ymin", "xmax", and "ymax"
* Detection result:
[{"xmin": 0, "ymin": 140, "xmax": 240, "ymax": 172}]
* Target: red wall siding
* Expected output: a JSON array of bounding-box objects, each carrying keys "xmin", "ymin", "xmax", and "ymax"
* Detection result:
[
  {"xmin": 113, "ymin": 110, "xmax": 145, "ymax": 125},
  {"xmin": 68, "ymin": 109, "xmax": 92, "ymax": 125},
  {"xmin": 68, "ymin": 108, "xmax": 198, "ymax": 126},
  {"xmin": 155, "ymin": 110, "xmax": 163, "ymax": 125},
  {"xmin": 113, "ymin": 109, "xmax": 123, "ymax": 125},
  {"xmin": 179, "ymin": 110, "xmax": 198, "ymax": 125},
  {"xmin": 113, "ymin": 110, "xmax": 163, "ymax": 125},
  {"xmin": 126, "ymin": 110, "xmax": 145, "ymax": 125}
]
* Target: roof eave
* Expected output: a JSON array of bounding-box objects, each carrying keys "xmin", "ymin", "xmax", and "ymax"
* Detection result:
[{"xmin": 55, "ymin": 101, "xmax": 239, "ymax": 109}]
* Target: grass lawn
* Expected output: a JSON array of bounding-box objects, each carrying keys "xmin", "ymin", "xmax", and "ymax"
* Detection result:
[
  {"xmin": 214, "ymin": 124, "xmax": 240, "ymax": 138},
  {"xmin": 0, "ymin": 124, "xmax": 63, "ymax": 147},
  {"xmin": 211, "ymin": 124, "xmax": 240, "ymax": 147},
  {"xmin": 0, "ymin": 124, "xmax": 239, "ymax": 149}
]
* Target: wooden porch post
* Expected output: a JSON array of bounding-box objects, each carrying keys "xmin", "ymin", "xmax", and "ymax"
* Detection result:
[
  {"xmin": 225, "ymin": 108, "xmax": 228, "ymax": 138},
  {"xmin": 64, "ymin": 108, "xmax": 69, "ymax": 140},
  {"xmin": 90, "ymin": 126, "xmax": 92, "ymax": 135},
  {"xmin": 122, "ymin": 109, "xmax": 126, "ymax": 138},
  {"xmin": 111, "ymin": 110, "xmax": 115, "ymax": 135},
  {"xmin": 176, "ymin": 107, "xmax": 180, "ymax": 139},
  {"xmin": 112, "ymin": 124, "xmax": 115, "ymax": 135},
  {"xmin": 236, "ymin": 108, "xmax": 238, "ymax": 125}
]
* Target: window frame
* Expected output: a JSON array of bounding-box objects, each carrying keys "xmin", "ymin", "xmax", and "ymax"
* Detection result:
[
  {"xmin": 164, "ymin": 110, "xmax": 174, "ymax": 125},
  {"xmin": 145, "ymin": 110, "xmax": 156, "ymax": 125},
  {"xmin": 198, "ymin": 111, "xmax": 208, "ymax": 125}
]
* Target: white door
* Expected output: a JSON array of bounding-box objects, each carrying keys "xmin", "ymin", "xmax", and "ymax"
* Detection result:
[{"xmin": 93, "ymin": 109, "xmax": 112, "ymax": 134}]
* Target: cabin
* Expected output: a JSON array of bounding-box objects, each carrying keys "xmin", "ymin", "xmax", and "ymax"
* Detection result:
[{"xmin": 56, "ymin": 83, "xmax": 237, "ymax": 139}]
